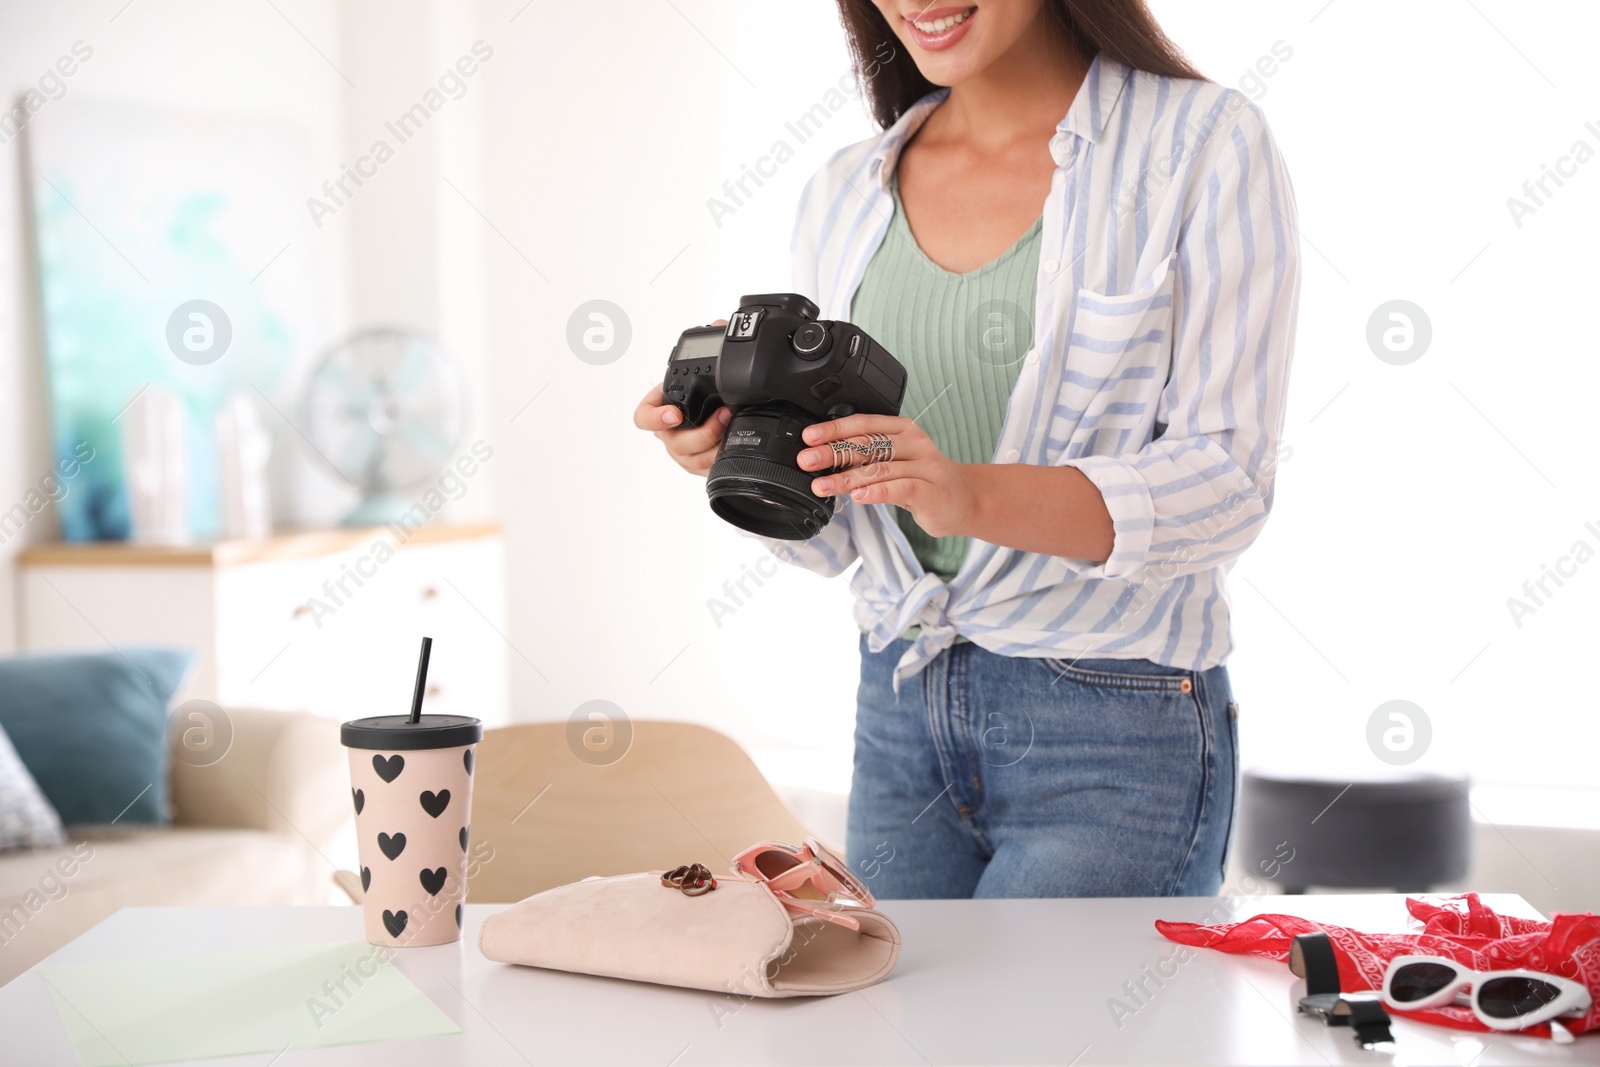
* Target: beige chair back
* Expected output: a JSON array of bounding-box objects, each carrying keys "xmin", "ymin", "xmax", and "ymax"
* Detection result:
[{"xmin": 466, "ymin": 720, "xmax": 815, "ymax": 903}]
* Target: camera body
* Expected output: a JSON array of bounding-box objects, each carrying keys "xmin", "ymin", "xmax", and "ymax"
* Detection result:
[
  {"xmin": 664, "ymin": 293, "xmax": 906, "ymax": 429},
  {"xmin": 663, "ymin": 293, "xmax": 907, "ymax": 539}
]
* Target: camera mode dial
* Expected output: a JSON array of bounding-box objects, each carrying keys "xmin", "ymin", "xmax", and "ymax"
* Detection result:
[{"xmin": 791, "ymin": 322, "xmax": 832, "ymax": 360}]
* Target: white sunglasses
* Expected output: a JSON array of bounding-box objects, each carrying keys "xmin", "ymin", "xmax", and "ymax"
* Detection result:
[{"xmin": 1381, "ymin": 954, "xmax": 1592, "ymax": 1040}]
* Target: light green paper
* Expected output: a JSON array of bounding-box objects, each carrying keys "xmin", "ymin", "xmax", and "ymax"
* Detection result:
[{"xmin": 43, "ymin": 940, "xmax": 461, "ymax": 1066}]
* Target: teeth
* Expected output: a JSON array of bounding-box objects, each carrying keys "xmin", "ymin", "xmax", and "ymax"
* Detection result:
[{"xmin": 912, "ymin": 8, "xmax": 972, "ymax": 33}]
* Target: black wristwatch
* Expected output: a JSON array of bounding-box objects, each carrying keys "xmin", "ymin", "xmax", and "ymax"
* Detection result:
[{"xmin": 1291, "ymin": 932, "xmax": 1396, "ymax": 1051}]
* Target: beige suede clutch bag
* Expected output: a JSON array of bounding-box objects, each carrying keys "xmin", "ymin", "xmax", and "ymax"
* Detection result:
[{"xmin": 478, "ymin": 869, "xmax": 902, "ymax": 997}]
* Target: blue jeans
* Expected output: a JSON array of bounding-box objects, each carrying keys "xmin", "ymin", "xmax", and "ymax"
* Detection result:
[{"xmin": 847, "ymin": 637, "xmax": 1238, "ymax": 898}]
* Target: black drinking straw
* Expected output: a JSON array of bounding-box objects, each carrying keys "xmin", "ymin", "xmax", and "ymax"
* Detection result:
[{"xmin": 408, "ymin": 636, "xmax": 433, "ymax": 724}]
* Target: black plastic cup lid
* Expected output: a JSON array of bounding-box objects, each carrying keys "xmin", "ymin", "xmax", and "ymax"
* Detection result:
[{"xmin": 341, "ymin": 714, "xmax": 483, "ymax": 751}]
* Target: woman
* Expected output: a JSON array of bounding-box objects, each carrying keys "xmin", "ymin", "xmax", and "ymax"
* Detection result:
[{"xmin": 634, "ymin": 0, "xmax": 1299, "ymax": 898}]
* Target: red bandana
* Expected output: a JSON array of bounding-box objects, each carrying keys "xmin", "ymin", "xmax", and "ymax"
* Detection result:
[{"xmin": 1155, "ymin": 893, "xmax": 1600, "ymax": 1040}]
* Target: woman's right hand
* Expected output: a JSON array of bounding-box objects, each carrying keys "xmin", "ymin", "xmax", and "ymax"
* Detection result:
[
  {"xmin": 634, "ymin": 317, "xmax": 730, "ymax": 477},
  {"xmin": 633, "ymin": 385, "xmax": 730, "ymax": 477}
]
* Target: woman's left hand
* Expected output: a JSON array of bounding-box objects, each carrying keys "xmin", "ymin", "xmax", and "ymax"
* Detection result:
[{"xmin": 796, "ymin": 414, "xmax": 978, "ymax": 538}]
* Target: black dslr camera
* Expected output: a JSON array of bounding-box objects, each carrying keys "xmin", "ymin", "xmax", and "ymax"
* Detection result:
[{"xmin": 664, "ymin": 293, "xmax": 907, "ymax": 540}]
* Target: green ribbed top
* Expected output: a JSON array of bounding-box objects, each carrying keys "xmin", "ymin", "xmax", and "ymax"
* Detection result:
[{"xmin": 849, "ymin": 177, "xmax": 1042, "ymax": 583}]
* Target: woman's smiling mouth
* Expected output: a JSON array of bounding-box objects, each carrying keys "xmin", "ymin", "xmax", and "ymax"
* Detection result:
[{"xmin": 904, "ymin": 5, "xmax": 978, "ymax": 51}]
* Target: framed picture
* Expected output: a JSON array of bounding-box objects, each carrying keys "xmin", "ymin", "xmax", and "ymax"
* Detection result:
[{"xmin": 25, "ymin": 100, "xmax": 329, "ymax": 541}]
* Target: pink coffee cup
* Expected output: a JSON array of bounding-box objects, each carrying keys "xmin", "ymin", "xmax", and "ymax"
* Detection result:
[{"xmin": 342, "ymin": 713, "xmax": 483, "ymax": 947}]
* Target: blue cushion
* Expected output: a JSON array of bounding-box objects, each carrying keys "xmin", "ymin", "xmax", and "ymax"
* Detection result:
[{"xmin": 0, "ymin": 648, "xmax": 192, "ymax": 825}]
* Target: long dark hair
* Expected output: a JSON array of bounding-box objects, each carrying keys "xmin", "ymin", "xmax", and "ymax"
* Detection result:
[{"xmin": 836, "ymin": 1, "xmax": 1204, "ymax": 128}]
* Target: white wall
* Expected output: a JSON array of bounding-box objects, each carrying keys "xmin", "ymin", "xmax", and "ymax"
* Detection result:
[
  {"xmin": 1150, "ymin": 0, "xmax": 1600, "ymax": 793},
  {"xmin": 473, "ymin": 1, "xmax": 873, "ymax": 773},
  {"xmin": 337, "ymin": 0, "xmax": 494, "ymax": 474}
]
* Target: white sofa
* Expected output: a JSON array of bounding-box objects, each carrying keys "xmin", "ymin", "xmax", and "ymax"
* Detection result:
[{"xmin": 0, "ymin": 708, "xmax": 346, "ymax": 986}]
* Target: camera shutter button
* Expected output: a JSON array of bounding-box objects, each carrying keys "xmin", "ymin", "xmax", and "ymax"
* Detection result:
[{"xmin": 792, "ymin": 322, "xmax": 832, "ymax": 359}]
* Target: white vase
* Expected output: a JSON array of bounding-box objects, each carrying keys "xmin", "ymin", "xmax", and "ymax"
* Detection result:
[
  {"xmin": 215, "ymin": 391, "xmax": 273, "ymax": 540},
  {"xmin": 121, "ymin": 385, "xmax": 189, "ymax": 545}
]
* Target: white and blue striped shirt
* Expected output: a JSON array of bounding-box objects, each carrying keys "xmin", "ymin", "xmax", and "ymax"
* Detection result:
[{"xmin": 770, "ymin": 55, "xmax": 1301, "ymax": 688}]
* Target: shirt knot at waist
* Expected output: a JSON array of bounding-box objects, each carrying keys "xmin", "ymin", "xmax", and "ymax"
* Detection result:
[{"xmin": 865, "ymin": 573, "xmax": 961, "ymax": 691}]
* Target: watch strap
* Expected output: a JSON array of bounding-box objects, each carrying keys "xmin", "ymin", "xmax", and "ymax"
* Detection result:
[
  {"xmin": 1291, "ymin": 933, "xmax": 1395, "ymax": 1050},
  {"xmin": 1335, "ymin": 998, "xmax": 1396, "ymax": 1049},
  {"xmin": 1289, "ymin": 932, "xmax": 1341, "ymax": 997}
]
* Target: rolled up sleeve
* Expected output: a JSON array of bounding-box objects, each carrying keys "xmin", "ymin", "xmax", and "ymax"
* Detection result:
[{"xmin": 1064, "ymin": 101, "xmax": 1300, "ymax": 583}]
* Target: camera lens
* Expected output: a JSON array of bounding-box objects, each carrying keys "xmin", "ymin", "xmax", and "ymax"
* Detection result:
[{"xmin": 706, "ymin": 407, "xmax": 833, "ymax": 540}]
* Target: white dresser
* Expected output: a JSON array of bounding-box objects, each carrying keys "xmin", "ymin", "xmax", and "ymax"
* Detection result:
[{"xmin": 14, "ymin": 523, "xmax": 510, "ymax": 727}]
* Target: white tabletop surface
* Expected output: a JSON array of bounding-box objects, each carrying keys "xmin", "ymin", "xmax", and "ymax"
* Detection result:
[{"xmin": 2, "ymin": 894, "xmax": 1592, "ymax": 1066}]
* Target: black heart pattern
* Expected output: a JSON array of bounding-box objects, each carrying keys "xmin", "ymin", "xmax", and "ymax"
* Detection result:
[
  {"xmin": 378, "ymin": 832, "xmax": 407, "ymax": 860},
  {"xmin": 364, "ymin": 749, "xmax": 471, "ymax": 943}
]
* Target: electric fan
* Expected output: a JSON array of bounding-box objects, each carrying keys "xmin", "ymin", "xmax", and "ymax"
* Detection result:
[{"xmin": 301, "ymin": 328, "xmax": 467, "ymax": 526}]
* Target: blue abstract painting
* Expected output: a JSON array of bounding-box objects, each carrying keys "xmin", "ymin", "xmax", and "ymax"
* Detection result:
[{"xmin": 26, "ymin": 100, "xmax": 328, "ymax": 541}]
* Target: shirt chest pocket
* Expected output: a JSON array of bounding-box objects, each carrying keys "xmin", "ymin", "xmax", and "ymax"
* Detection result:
[{"xmin": 1045, "ymin": 254, "xmax": 1176, "ymax": 463}]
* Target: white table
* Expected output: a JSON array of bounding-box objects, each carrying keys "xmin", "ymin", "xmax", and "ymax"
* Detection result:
[{"xmin": 2, "ymin": 895, "xmax": 1589, "ymax": 1066}]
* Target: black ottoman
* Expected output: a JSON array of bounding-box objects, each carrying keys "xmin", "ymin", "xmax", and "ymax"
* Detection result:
[{"xmin": 1237, "ymin": 769, "xmax": 1473, "ymax": 894}]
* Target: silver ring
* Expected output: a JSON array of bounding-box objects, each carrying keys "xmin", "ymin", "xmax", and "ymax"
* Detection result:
[{"xmin": 828, "ymin": 433, "xmax": 895, "ymax": 468}]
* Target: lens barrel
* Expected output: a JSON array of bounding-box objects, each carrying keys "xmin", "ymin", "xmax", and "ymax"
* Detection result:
[{"xmin": 706, "ymin": 407, "xmax": 832, "ymax": 540}]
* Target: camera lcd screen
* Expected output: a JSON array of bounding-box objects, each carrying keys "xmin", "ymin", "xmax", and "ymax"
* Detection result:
[{"xmin": 675, "ymin": 331, "xmax": 722, "ymax": 362}]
